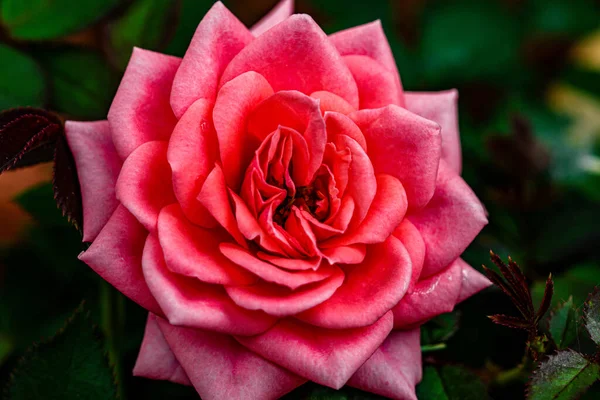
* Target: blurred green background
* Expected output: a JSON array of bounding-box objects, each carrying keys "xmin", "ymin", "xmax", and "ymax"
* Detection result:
[{"xmin": 1, "ymin": 0, "xmax": 599, "ymax": 399}]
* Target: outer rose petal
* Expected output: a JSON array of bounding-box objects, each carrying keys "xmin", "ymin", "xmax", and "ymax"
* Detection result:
[
  {"xmin": 65, "ymin": 121, "xmax": 121, "ymax": 242},
  {"xmin": 393, "ymin": 219, "xmax": 426, "ymax": 291},
  {"xmin": 79, "ymin": 205, "xmax": 161, "ymax": 315},
  {"xmin": 236, "ymin": 312, "xmax": 394, "ymax": 389},
  {"xmin": 456, "ymin": 258, "xmax": 491, "ymax": 303},
  {"xmin": 298, "ymin": 235, "xmax": 412, "ymax": 329},
  {"xmin": 348, "ymin": 329, "xmax": 422, "ymax": 400},
  {"xmin": 393, "ymin": 258, "xmax": 462, "ymax": 328},
  {"xmin": 157, "ymin": 317, "xmax": 306, "ymax": 400},
  {"xmin": 133, "ymin": 314, "xmax": 191, "ymax": 386},
  {"xmin": 343, "ymin": 55, "xmax": 402, "ymax": 109},
  {"xmin": 116, "ymin": 141, "xmax": 176, "ymax": 232},
  {"xmin": 213, "ymin": 71, "xmax": 274, "ymax": 189},
  {"xmin": 220, "ymin": 14, "xmax": 360, "ymax": 109},
  {"xmin": 142, "ymin": 235, "xmax": 276, "ymax": 335},
  {"xmin": 157, "ymin": 204, "xmax": 256, "ymax": 285},
  {"xmin": 225, "ymin": 265, "xmax": 345, "ymax": 317},
  {"xmin": 351, "ymin": 105, "xmax": 441, "ymax": 210},
  {"xmin": 405, "ymin": 90, "xmax": 461, "ymax": 173},
  {"xmin": 250, "ymin": 0, "xmax": 294, "ymax": 36},
  {"xmin": 329, "ymin": 20, "xmax": 404, "ymax": 106},
  {"xmin": 408, "ymin": 161, "xmax": 487, "ymax": 278},
  {"xmin": 167, "ymin": 98, "xmax": 217, "ymax": 227},
  {"xmin": 170, "ymin": 2, "xmax": 253, "ymax": 118},
  {"xmin": 108, "ymin": 48, "xmax": 181, "ymax": 159}
]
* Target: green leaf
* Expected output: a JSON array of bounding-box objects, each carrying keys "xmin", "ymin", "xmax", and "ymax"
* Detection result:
[
  {"xmin": 419, "ymin": 1, "xmax": 520, "ymax": 87},
  {"xmin": 1, "ymin": 0, "xmax": 120, "ymax": 40},
  {"xmin": 37, "ymin": 49, "xmax": 119, "ymax": 119},
  {"xmin": 421, "ymin": 312, "xmax": 460, "ymax": 345},
  {"xmin": 0, "ymin": 45, "xmax": 46, "ymax": 109},
  {"xmin": 165, "ymin": 0, "xmax": 214, "ymax": 57},
  {"xmin": 5, "ymin": 304, "xmax": 118, "ymax": 400},
  {"xmin": 528, "ymin": 350, "xmax": 600, "ymax": 400},
  {"xmin": 549, "ymin": 297, "xmax": 580, "ymax": 350},
  {"xmin": 584, "ymin": 288, "xmax": 600, "ymax": 346},
  {"xmin": 533, "ymin": 264, "xmax": 600, "ymax": 309},
  {"xmin": 416, "ymin": 365, "xmax": 489, "ymax": 400},
  {"xmin": 107, "ymin": 0, "xmax": 177, "ymax": 70}
]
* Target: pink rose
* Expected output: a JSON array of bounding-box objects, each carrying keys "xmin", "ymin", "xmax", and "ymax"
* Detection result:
[{"xmin": 66, "ymin": 1, "xmax": 490, "ymax": 399}]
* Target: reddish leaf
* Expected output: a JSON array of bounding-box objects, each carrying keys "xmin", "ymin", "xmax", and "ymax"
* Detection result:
[
  {"xmin": 508, "ymin": 256, "xmax": 535, "ymax": 316},
  {"xmin": 489, "ymin": 314, "xmax": 532, "ymax": 330},
  {"xmin": 483, "ymin": 264, "xmax": 532, "ymax": 319},
  {"xmin": 53, "ymin": 135, "xmax": 82, "ymax": 233},
  {"xmin": 535, "ymin": 274, "xmax": 554, "ymax": 323},
  {"xmin": 0, "ymin": 108, "xmax": 62, "ymax": 173},
  {"xmin": 491, "ymin": 251, "xmax": 534, "ymax": 319}
]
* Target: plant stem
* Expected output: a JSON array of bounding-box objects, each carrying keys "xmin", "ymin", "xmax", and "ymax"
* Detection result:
[{"xmin": 100, "ymin": 281, "xmax": 126, "ymax": 399}]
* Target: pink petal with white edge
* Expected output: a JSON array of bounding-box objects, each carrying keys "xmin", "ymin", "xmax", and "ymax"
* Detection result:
[
  {"xmin": 170, "ymin": 2, "xmax": 253, "ymax": 118},
  {"xmin": 343, "ymin": 55, "xmax": 402, "ymax": 109},
  {"xmin": 456, "ymin": 258, "xmax": 491, "ymax": 303},
  {"xmin": 225, "ymin": 265, "xmax": 344, "ymax": 317},
  {"xmin": 213, "ymin": 71, "xmax": 274, "ymax": 189},
  {"xmin": 251, "ymin": 0, "xmax": 294, "ymax": 36},
  {"xmin": 236, "ymin": 312, "xmax": 393, "ymax": 389},
  {"xmin": 116, "ymin": 141, "xmax": 176, "ymax": 232},
  {"xmin": 351, "ymin": 105, "xmax": 441, "ymax": 210},
  {"xmin": 392, "ymin": 258, "xmax": 463, "ymax": 328},
  {"xmin": 133, "ymin": 314, "xmax": 190, "ymax": 386},
  {"xmin": 157, "ymin": 204, "xmax": 256, "ymax": 285},
  {"xmin": 405, "ymin": 90, "xmax": 462, "ymax": 174},
  {"xmin": 329, "ymin": 20, "xmax": 404, "ymax": 106},
  {"xmin": 408, "ymin": 160, "xmax": 487, "ymax": 278},
  {"xmin": 393, "ymin": 219, "xmax": 425, "ymax": 291},
  {"xmin": 167, "ymin": 98, "xmax": 217, "ymax": 228},
  {"xmin": 79, "ymin": 206, "xmax": 161, "ymax": 315},
  {"xmin": 157, "ymin": 317, "xmax": 306, "ymax": 400},
  {"xmin": 311, "ymin": 91, "xmax": 356, "ymax": 115},
  {"xmin": 108, "ymin": 48, "xmax": 180, "ymax": 159},
  {"xmin": 142, "ymin": 235, "xmax": 276, "ymax": 335},
  {"xmin": 298, "ymin": 235, "xmax": 411, "ymax": 329},
  {"xmin": 220, "ymin": 14, "xmax": 359, "ymax": 109},
  {"xmin": 348, "ymin": 328, "xmax": 422, "ymax": 400},
  {"xmin": 65, "ymin": 121, "xmax": 121, "ymax": 242}
]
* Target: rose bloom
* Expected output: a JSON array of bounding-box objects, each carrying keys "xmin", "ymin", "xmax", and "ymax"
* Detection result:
[{"xmin": 66, "ymin": 1, "xmax": 490, "ymax": 399}]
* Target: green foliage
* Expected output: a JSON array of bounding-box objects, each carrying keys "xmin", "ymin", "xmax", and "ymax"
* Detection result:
[
  {"xmin": 533, "ymin": 265, "xmax": 600, "ymax": 309},
  {"xmin": 1, "ymin": 0, "xmax": 119, "ymax": 40},
  {"xmin": 584, "ymin": 288, "xmax": 600, "ymax": 346},
  {"xmin": 421, "ymin": 312, "xmax": 461, "ymax": 345},
  {"xmin": 0, "ymin": 45, "xmax": 46, "ymax": 109},
  {"xmin": 527, "ymin": 350, "xmax": 600, "ymax": 400},
  {"xmin": 165, "ymin": 0, "xmax": 214, "ymax": 57},
  {"xmin": 526, "ymin": 0, "xmax": 599, "ymax": 38},
  {"xmin": 37, "ymin": 49, "xmax": 119, "ymax": 119},
  {"xmin": 4, "ymin": 304, "xmax": 118, "ymax": 400},
  {"xmin": 416, "ymin": 365, "xmax": 489, "ymax": 400},
  {"xmin": 549, "ymin": 297, "xmax": 580, "ymax": 350},
  {"xmin": 107, "ymin": 0, "xmax": 176, "ymax": 69}
]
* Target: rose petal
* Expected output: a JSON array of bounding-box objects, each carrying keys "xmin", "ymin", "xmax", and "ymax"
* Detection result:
[
  {"xmin": 250, "ymin": 0, "xmax": 294, "ymax": 36},
  {"xmin": 321, "ymin": 244, "xmax": 366, "ymax": 265},
  {"xmin": 408, "ymin": 161, "xmax": 487, "ymax": 278},
  {"xmin": 220, "ymin": 243, "xmax": 334, "ymax": 289},
  {"xmin": 343, "ymin": 55, "xmax": 402, "ymax": 109},
  {"xmin": 236, "ymin": 312, "xmax": 393, "ymax": 389},
  {"xmin": 79, "ymin": 205, "xmax": 161, "ymax": 315},
  {"xmin": 225, "ymin": 265, "xmax": 344, "ymax": 317},
  {"xmin": 392, "ymin": 258, "xmax": 462, "ymax": 328},
  {"xmin": 142, "ymin": 234, "xmax": 276, "ymax": 335},
  {"xmin": 393, "ymin": 219, "xmax": 425, "ymax": 291},
  {"xmin": 197, "ymin": 164, "xmax": 248, "ymax": 247},
  {"xmin": 324, "ymin": 111, "xmax": 367, "ymax": 152},
  {"xmin": 170, "ymin": 2, "xmax": 253, "ymax": 118},
  {"xmin": 158, "ymin": 204, "xmax": 256, "ymax": 285},
  {"xmin": 213, "ymin": 71, "xmax": 274, "ymax": 189},
  {"xmin": 116, "ymin": 141, "xmax": 176, "ymax": 232},
  {"xmin": 220, "ymin": 14, "xmax": 359, "ymax": 109},
  {"xmin": 311, "ymin": 91, "xmax": 356, "ymax": 115},
  {"xmin": 157, "ymin": 317, "xmax": 306, "ymax": 400},
  {"xmin": 456, "ymin": 259, "xmax": 491, "ymax": 303},
  {"xmin": 167, "ymin": 98, "xmax": 217, "ymax": 228},
  {"xmin": 405, "ymin": 90, "xmax": 461, "ymax": 174},
  {"xmin": 108, "ymin": 48, "xmax": 180, "ymax": 159},
  {"xmin": 329, "ymin": 20, "xmax": 403, "ymax": 106},
  {"xmin": 257, "ymin": 252, "xmax": 321, "ymax": 271},
  {"xmin": 298, "ymin": 235, "xmax": 411, "ymax": 329},
  {"xmin": 348, "ymin": 328, "xmax": 421, "ymax": 400},
  {"xmin": 133, "ymin": 313, "xmax": 191, "ymax": 386},
  {"xmin": 65, "ymin": 120, "xmax": 121, "ymax": 242}
]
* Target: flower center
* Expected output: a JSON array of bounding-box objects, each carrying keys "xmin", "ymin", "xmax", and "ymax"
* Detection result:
[{"xmin": 273, "ymin": 185, "xmax": 325, "ymax": 226}]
